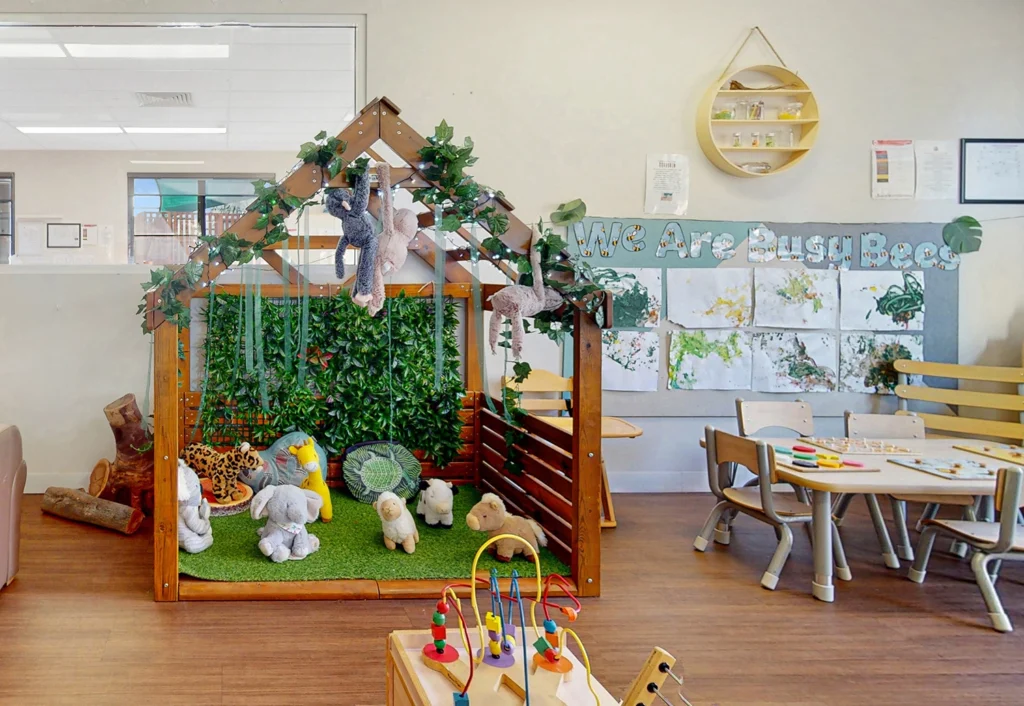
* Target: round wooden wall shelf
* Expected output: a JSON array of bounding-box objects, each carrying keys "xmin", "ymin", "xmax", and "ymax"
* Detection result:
[{"xmin": 696, "ymin": 64, "xmax": 819, "ymax": 178}]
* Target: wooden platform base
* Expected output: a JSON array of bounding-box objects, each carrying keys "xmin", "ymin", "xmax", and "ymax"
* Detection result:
[{"xmin": 177, "ymin": 575, "xmax": 578, "ymax": 601}]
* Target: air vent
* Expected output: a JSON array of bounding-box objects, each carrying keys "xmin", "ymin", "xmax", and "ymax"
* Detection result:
[{"xmin": 135, "ymin": 92, "xmax": 193, "ymax": 108}]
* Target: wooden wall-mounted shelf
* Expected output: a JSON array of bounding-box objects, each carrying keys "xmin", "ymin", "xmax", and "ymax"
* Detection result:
[{"xmin": 696, "ymin": 64, "xmax": 819, "ymax": 178}]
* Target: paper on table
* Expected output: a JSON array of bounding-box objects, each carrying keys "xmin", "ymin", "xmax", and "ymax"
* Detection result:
[
  {"xmin": 645, "ymin": 153, "xmax": 688, "ymax": 215},
  {"xmin": 914, "ymin": 140, "xmax": 957, "ymax": 200},
  {"xmin": 871, "ymin": 140, "xmax": 915, "ymax": 199}
]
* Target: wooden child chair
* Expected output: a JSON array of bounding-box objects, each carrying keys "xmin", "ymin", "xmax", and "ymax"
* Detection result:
[
  {"xmin": 908, "ymin": 466, "xmax": 1024, "ymax": 633},
  {"xmin": 503, "ymin": 369, "xmax": 641, "ymax": 529},
  {"xmin": 843, "ymin": 412, "xmax": 975, "ymax": 563}
]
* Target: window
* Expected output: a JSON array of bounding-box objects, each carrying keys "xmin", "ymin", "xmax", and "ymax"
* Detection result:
[
  {"xmin": 129, "ymin": 174, "xmax": 273, "ymax": 265},
  {"xmin": 0, "ymin": 175, "xmax": 12, "ymax": 264}
]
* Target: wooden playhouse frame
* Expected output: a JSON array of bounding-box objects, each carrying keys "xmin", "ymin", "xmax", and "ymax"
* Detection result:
[{"xmin": 145, "ymin": 97, "xmax": 608, "ymax": 602}]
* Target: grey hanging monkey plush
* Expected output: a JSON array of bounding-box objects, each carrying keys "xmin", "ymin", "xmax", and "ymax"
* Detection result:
[
  {"xmin": 326, "ymin": 172, "xmax": 377, "ymax": 306},
  {"xmin": 487, "ymin": 229, "xmax": 563, "ymax": 360}
]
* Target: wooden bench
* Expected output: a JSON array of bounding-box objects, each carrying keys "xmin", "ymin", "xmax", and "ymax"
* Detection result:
[{"xmin": 894, "ymin": 359, "xmax": 1024, "ymax": 444}]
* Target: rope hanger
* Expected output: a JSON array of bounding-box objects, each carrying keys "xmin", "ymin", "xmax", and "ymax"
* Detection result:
[{"xmin": 718, "ymin": 26, "xmax": 791, "ymax": 81}]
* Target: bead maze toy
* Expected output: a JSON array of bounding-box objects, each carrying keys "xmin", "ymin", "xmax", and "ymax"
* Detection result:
[
  {"xmin": 798, "ymin": 437, "xmax": 915, "ymax": 455},
  {"xmin": 419, "ymin": 534, "xmax": 597, "ymax": 705},
  {"xmin": 385, "ymin": 532, "xmax": 696, "ymax": 706},
  {"xmin": 889, "ymin": 457, "xmax": 998, "ymax": 481}
]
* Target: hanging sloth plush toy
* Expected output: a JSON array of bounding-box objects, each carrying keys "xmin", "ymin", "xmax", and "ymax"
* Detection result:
[
  {"xmin": 488, "ymin": 228, "xmax": 563, "ymax": 360},
  {"xmin": 326, "ymin": 171, "xmax": 376, "ymax": 306},
  {"xmin": 368, "ymin": 162, "xmax": 418, "ymax": 316}
]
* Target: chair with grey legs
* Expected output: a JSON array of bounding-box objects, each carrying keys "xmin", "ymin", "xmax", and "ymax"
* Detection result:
[
  {"xmin": 908, "ymin": 466, "xmax": 1024, "ymax": 633},
  {"xmin": 694, "ymin": 426, "xmax": 851, "ymax": 590}
]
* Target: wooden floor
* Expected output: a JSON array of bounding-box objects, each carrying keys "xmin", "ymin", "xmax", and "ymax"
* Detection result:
[{"xmin": 2, "ymin": 494, "xmax": 1023, "ymax": 705}]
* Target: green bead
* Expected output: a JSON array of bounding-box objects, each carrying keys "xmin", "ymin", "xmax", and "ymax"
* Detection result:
[
  {"xmin": 432, "ymin": 612, "xmax": 445, "ymax": 626},
  {"xmin": 793, "ymin": 453, "xmax": 816, "ymax": 460},
  {"xmin": 434, "ymin": 639, "xmax": 446, "ymax": 650}
]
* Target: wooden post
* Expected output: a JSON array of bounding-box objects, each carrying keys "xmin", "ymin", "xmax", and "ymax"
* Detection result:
[
  {"xmin": 572, "ymin": 309, "xmax": 602, "ymax": 596},
  {"xmin": 153, "ymin": 323, "xmax": 180, "ymax": 601}
]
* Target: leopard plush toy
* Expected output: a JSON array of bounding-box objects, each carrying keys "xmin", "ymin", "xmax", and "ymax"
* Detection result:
[{"xmin": 180, "ymin": 442, "xmax": 264, "ymax": 504}]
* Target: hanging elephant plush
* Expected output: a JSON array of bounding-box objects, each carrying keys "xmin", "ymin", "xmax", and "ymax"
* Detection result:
[
  {"xmin": 487, "ymin": 229, "xmax": 563, "ymax": 360},
  {"xmin": 326, "ymin": 171, "xmax": 377, "ymax": 306},
  {"xmin": 368, "ymin": 162, "xmax": 418, "ymax": 316}
]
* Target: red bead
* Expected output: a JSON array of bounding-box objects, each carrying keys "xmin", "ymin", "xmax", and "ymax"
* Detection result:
[
  {"xmin": 436, "ymin": 600, "xmax": 450, "ymax": 614},
  {"xmin": 431, "ymin": 623, "xmax": 447, "ymax": 641}
]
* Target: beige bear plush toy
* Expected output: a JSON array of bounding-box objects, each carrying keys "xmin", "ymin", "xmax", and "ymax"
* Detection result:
[{"xmin": 465, "ymin": 492, "xmax": 547, "ymax": 562}]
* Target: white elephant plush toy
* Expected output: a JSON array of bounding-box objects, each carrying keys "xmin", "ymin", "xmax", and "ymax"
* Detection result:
[
  {"xmin": 177, "ymin": 459, "xmax": 213, "ymax": 554},
  {"xmin": 251, "ymin": 484, "xmax": 324, "ymax": 562}
]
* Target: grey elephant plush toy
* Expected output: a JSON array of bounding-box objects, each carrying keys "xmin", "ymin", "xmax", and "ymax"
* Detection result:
[
  {"xmin": 177, "ymin": 459, "xmax": 213, "ymax": 554},
  {"xmin": 326, "ymin": 173, "xmax": 377, "ymax": 307},
  {"xmin": 251, "ymin": 484, "xmax": 324, "ymax": 562}
]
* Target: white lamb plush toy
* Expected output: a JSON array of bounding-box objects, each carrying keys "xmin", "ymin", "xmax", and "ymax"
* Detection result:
[
  {"xmin": 416, "ymin": 478, "xmax": 459, "ymax": 529},
  {"xmin": 374, "ymin": 491, "xmax": 419, "ymax": 554}
]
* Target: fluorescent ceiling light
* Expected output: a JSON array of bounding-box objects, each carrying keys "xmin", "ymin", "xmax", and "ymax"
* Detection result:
[
  {"xmin": 64, "ymin": 44, "xmax": 229, "ymax": 59},
  {"xmin": 124, "ymin": 127, "xmax": 226, "ymax": 134},
  {"xmin": 17, "ymin": 126, "xmax": 122, "ymax": 134},
  {"xmin": 130, "ymin": 160, "xmax": 205, "ymax": 165},
  {"xmin": 0, "ymin": 43, "xmax": 65, "ymax": 57}
]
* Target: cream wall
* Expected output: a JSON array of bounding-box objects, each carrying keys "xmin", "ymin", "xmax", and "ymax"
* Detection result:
[{"xmin": 2, "ymin": 0, "xmax": 1023, "ymax": 492}]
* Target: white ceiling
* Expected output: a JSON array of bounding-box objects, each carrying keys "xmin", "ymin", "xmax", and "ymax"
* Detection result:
[{"xmin": 0, "ymin": 24, "xmax": 357, "ymax": 150}]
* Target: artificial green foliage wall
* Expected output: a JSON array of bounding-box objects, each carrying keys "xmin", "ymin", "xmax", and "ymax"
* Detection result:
[{"xmin": 198, "ymin": 293, "xmax": 465, "ymax": 467}]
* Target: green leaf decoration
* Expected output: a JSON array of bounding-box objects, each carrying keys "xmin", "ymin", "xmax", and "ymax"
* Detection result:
[
  {"xmin": 297, "ymin": 141, "xmax": 318, "ymax": 162},
  {"xmin": 440, "ymin": 214, "xmax": 462, "ymax": 232},
  {"xmin": 345, "ymin": 156, "xmax": 370, "ymax": 181},
  {"xmin": 943, "ymin": 215, "xmax": 983, "ymax": 254},
  {"xmin": 314, "ymin": 130, "xmax": 328, "ymax": 141},
  {"xmin": 435, "ymin": 119, "xmax": 454, "ymax": 144},
  {"xmin": 183, "ymin": 260, "xmax": 204, "ymax": 287},
  {"xmin": 327, "ymin": 158, "xmax": 344, "ymax": 180},
  {"xmin": 550, "ymin": 198, "xmax": 587, "ymax": 226}
]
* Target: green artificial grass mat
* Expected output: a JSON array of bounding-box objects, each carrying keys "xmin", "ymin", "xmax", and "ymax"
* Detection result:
[{"xmin": 178, "ymin": 486, "xmax": 570, "ymax": 582}]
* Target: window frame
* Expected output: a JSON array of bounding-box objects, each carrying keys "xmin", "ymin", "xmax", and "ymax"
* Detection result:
[
  {"xmin": 0, "ymin": 173, "xmax": 13, "ymax": 259},
  {"xmin": 127, "ymin": 172, "xmax": 274, "ymax": 264}
]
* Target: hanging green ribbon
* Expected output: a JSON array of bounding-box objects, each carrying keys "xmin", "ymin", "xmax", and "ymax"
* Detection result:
[
  {"xmin": 244, "ymin": 263, "xmax": 255, "ymax": 373},
  {"xmin": 254, "ymin": 267, "xmax": 270, "ymax": 412},
  {"xmin": 142, "ymin": 333, "xmax": 154, "ymax": 429},
  {"xmin": 192, "ymin": 282, "xmax": 215, "ymax": 442},
  {"xmin": 233, "ymin": 266, "xmax": 244, "ymax": 383},
  {"xmin": 297, "ymin": 228, "xmax": 311, "ymax": 385},
  {"xmin": 282, "ymin": 234, "xmax": 293, "ymax": 372},
  {"xmin": 468, "ymin": 224, "xmax": 497, "ymax": 414},
  {"xmin": 433, "ymin": 205, "xmax": 445, "ymax": 391}
]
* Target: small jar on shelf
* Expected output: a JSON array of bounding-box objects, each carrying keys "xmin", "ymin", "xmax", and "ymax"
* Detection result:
[
  {"xmin": 713, "ymin": 103, "xmax": 736, "ymax": 120},
  {"xmin": 732, "ymin": 132, "xmax": 742, "ymax": 147},
  {"xmin": 748, "ymin": 100, "xmax": 765, "ymax": 120},
  {"xmin": 736, "ymin": 100, "xmax": 748, "ymax": 122},
  {"xmin": 750, "ymin": 131, "xmax": 760, "ymax": 148},
  {"xmin": 779, "ymin": 102, "xmax": 803, "ymax": 120},
  {"xmin": 765, "ymin": 132, "xmax": 776, "ymax": 148}
]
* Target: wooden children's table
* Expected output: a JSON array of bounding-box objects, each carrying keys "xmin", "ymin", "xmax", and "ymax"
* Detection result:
[
  {"xmin": 533, "ymin": 415, "xmax": 643, "ymax": 529},
  {"xmin": 386, "ymin": 629, "xmax": 620, "ymax": 706}
]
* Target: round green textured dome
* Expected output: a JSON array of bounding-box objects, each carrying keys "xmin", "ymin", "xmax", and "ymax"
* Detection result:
[{"xmin": 342, "ymin": 441, "xmax": 422, "ymax": 504}]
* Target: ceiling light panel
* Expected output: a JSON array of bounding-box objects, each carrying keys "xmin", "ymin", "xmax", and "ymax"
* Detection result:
[
  {"xmin": 130, "ymin": 160, "xmax": 205, "ymax": 165},
  {"xmin": 123, "ymin": 127, "xmax": 226, "ymax": 134},
  {"xmin": 17, "ymin": 126, "xmax": 122, "ymax": 134},
  {"xmin": 64, "ymin": 44, "xmax": 229, "ymax": 59},
  {"xmin": 0, "ymin": 44, "xmax": 65, "ymax": 57}
]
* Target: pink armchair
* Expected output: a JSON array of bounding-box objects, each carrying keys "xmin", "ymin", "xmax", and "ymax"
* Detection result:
[{"xmin": 0, "ymin": 425, "xmax": 26, "ymax": 590}]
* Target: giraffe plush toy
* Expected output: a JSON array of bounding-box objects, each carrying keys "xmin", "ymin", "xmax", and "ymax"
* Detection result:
[{"xmin": 289, "ymin": 437, "xmax": 333, "ymax": 522}]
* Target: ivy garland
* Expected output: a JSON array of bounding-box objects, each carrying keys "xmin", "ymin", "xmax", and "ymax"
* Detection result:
[{"xmin": 137, "ymin": 118, "xmax": 605, "ymax": 476}]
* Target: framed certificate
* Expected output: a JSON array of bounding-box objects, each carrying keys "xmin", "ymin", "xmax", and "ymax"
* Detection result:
[
  {"xmin": 960, "ymin": 138, "xmax": 1024, "ymax": 204},
  {"xmin": 46, "ymin": 222, "xmax": 82, "ymax": 248}
]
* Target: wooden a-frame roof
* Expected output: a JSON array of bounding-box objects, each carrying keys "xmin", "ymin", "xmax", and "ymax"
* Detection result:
[{"xmin": 144, "ymin": 96, "xmax": 598, "ymax": 331}]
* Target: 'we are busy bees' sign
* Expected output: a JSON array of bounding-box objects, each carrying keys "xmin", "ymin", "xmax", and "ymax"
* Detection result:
[{"xmin": 571, "ymin": 218, "xmax": 959, "ymax": 271}]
